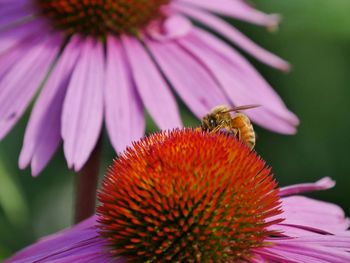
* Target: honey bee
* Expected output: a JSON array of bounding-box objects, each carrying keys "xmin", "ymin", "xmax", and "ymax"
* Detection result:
[{"xmin": 199, "ymin": 104, "xmax": 259, "ymax": 150}]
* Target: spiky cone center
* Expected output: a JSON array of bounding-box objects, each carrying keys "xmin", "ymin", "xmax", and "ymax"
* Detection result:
[
  {"xmin": 98, "ymin": 129, "xmax": 283, "ymax": 262},
  {"xmin": 36, "ymin": 0, "xmax": 169, "ymax": 36}
]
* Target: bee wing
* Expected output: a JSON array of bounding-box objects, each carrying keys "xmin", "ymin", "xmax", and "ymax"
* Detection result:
[{"xmin": 224, "ymin": 104, "xmax": 260, "ymax": 113}]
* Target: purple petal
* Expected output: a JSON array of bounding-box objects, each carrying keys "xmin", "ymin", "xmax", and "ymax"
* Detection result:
[
  {"xmin": 252, "ymin": 247, "xmax": 294, "ymax": 263},
  {"xmin": 279, "ymin": 177, "xmax": 335, "ymax": 197},
  {"xmin": 0, "ymin": 25, "xmax": 46, "ymax": 78},
  {"xmin": 0, "ymin": 34, "xmax": 62, "ymax": 140},
  {"xmin": 173, "ymin": 3, "xmax": 290, "ymax": 71},
  {"xmin": 105, "ymin": 36, "xmax": 145, "ymax": 153},
  {"xmin": 62, "ymin": 38, "xmax": 104, "ymax": 171},
  {"xmin": 146, "ymin": 14, "xmax": 192, "ymax": 41},
  {"xmin": 186, "ymin": 28, "xmax": 293, "ymax": 112},
  {"xmin": 0, "ymin": 42, "xmax": 29, "ymax": 80},
  {"xmin": 276, "ymin": 196, "xmax": 350, "ymax": 234},
  {"xmin": 0, "ymin": 0, "xmax": 33, "ymax": 8},
  {"xmin": 260, "ymin": 238, "xmax": 350, "ymax": 263},
  {"xmin": 177, "ymin": 29, "xmax": 298, "ymax": 133},
  {"xmin": 273, "ymin": 235, "xmax": 350, "ymax": 250},
  {"xmin": 5, "ymin": 216, "xmax": 123, "ymax": 263},
  {"xmin": 145, "ymin": 35, "xmax": 230, "ymax": 118},
  {"xmin": 275, "ymin": 224, "xmax": 332, "ymax": 237},
  {"xmin": 0, "ymin": 1, "xmax": 36, "ymax": 29},
  {"xmin": 0, "ymin": 19, "xmax": 47, "ymax": 54},
  {"xmin": 121, "ymin": 35, "xmax": 182, "ymax": 129},
  {"xmin": 19, "ymin": 36, "xmax": 82, "ymax": 176},
  {"xmin": 177, "ymin": 0, "xmax": 280, "ymax": 27}
]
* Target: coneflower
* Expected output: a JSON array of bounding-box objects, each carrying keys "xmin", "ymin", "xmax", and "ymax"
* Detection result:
[
  {"xmin": 0, "ymin": 0, "xmax": 298, "ymax": 175},
  {"xmin": 6, "ymin": 129, "xmax": 349, "ymax": 262}
]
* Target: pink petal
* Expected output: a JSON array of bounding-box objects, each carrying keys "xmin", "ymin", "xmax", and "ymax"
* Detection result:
[
  {"xmin": 5, "ymin": 216, "xmax": 119, "ymax": 263},
  {"xmin": 145, "ymin": 35, "xmax": 230, "ymax": 118},
  {"xmin": 183, "ymin": 28, "xmax": 290, "ymax": 109},
  {"xmin": 105, "ymin": 36, "xmax": 145, "ymax": 153},
  {"xmin": 0, "ymin": 19, "xmax": 47, "ymax": 54},
  {"xmin": 0, "ymin": 0, "xmax": 32, "ymax": 7},
  {"xmin": 177, "ymin": 0, "xmax": 280, "ymax": 27},
  {"xmin": 178, "ymin": 29, "xmax": 298, "ymax": 133},
  {"xmin": 62, "ymin": 38, "xmax": 104, "ymax": 171},
  {"xmin": 274, "ymin": 235, "xmax": 350, "ymax": 250},
  {"xmin": 0, "ymin": 1, "xmax": 36, "ymax": 29},
  {"xmin": 275, "ymin": 224, "xmax": 332, "ymax": 237},
  {"xmin": 277, "ymin": 196, "xmax": 350, "ymax": 234},
  {"xmin": 0, "ymin": 34, "xmax": 62, "ymax": 140},
  {"xmin": 19, "ymin": 36, "xmax": 82, "ymax": 176},
  {"xmin": 260, "ymin": 238, "xmax": 350, "ymax": 263},
  {"xmin": 173, "ymin": 3, "xmax": 290, "ymax": 71},
  {"xmin": 6, "ymin": 216, "xmax": 98, "ymax": 261},
  {"xmin": 279, "ymin": 177, "xmax": 336, "ymax": 197},
  {"xmin": 252, "ymin": 247, "xmax": 295, "ymax": 263},
  {"xmin": 0, "ymin": 33, "xmax": 56, "ymax": 78},
  {"xmin": 0, "ymin": 42, "xmax": 30, "ymax": 80},
  {"xmin": 146, "ymin": 14, "xmax": 192, "ymax": 41},
  {"xmin": 121, "ymin": 35, "xmax": 181, "ymax": 129}
]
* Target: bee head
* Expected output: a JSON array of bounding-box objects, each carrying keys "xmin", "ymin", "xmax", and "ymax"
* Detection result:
[{"xmin": 201, "ymin": 114, "xmax": 218, "ymax": 131}]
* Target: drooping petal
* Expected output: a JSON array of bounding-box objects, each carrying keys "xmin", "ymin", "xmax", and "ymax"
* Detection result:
[
  {"xmin": 146, "ymin": 14, "xmax": 192, "ymax": 41},
  {"xmin": 251, "ymin": 247, "xmax": 296, "ymax": 263},
  {"xmin": 0, "ymin": 0, "xmax": 33, "ymax": 9},
  {"xmin": 0, "ymin": 41, "xmax": 32, "ymax": 80},
  {"xmin": 0, "ymin": 19, "xmax": 47, "ymax": 54},
  {"xmin": 173, "ymin": 3, "xmax": 290, "ymax": 71},
  {"xmin": 105, "ymin": 36, "xmax": 145, "ymax": 153},
  {"xmin": 259, "ymin": 237, "xmax": 350, "ymax": 263},
  {"xmin": 274, "ymin": 235, "xmax": 350, "ymax": 250},
  {"xmin": 121, "ymin": 35, "xmax": 181, "ymax": 129},
  {"xmin": 0, "ymin": 1, "xmax": 36, "ymax": 30},
  {"xmin": 145, "ymin": 35, "xmax": 230, "ymax": 118},
  {"xmin": 279, "ymin": 177, "xmax": 335, "ymax": 197},
  {"xmin": 278, "ymin": 196, "xmax": 350, "ymax": 234},
  {"xmin": 62, "ymin": 38, "xmax": 104, "ymax": 171},
  {"xmin": 4, "ymin": 216, "xmax": 119, "ymax": 263},
  {"xmin": 177, "ymin": 0, "xmax": 280, "ymax": 27},
  {"xmin": 190, "ymin": 29, "xmax": 294, "ymax": 113},
  {"xmin": 0, "ymin": 33, "xmax": 62, "ymax": 140},
  {"xmin": 19, "ymin": 36, "xmax": 82, "ymax": 176},
  {"xmin": 177, "ymin": 29, "xmax": 298, "ymax": 133}
]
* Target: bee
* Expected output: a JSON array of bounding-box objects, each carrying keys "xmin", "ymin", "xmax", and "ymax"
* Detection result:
[{"xmin": 199, "ymin": 104, "xmax": 259, "ymax": 150}]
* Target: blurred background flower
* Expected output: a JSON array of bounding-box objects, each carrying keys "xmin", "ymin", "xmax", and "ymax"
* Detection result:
[
  {"xmin": 1, "ymin": 0, "xmax": 350, "ymax": 260},
  {"xmin": 5, "ymin": 130, "xmax": 350, "ymax": 262},
  {"xmin": 0, "ymin": 0, "xmax": 296, "ymax": 175}
]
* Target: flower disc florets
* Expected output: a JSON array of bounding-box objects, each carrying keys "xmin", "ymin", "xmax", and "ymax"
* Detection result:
[
  {"xmin": 36, "ymin": 0, "xmax": 169, "ymax": 36},
  {"xmin": 98, "ymin": 129, "xmax": 282, "ymax": 262}
]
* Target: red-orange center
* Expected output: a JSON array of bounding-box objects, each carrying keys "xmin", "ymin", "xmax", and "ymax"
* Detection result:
[
  {"xmin": 36, "ymin": 0, "xmax": 169, "ymax": 36},
  {"xmin": 98, "ymin": 129, "xmax": 283, "ymax": 262}
]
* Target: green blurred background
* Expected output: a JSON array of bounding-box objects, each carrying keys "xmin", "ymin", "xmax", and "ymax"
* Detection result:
[{"xmin": 1, "ymin": 0, "xmax": 349, "ymax": 259}]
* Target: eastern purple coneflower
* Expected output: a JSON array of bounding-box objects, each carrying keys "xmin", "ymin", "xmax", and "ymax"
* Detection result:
[
  {"xmin": 6, "ymin": 130, "xmax": 349, "ymax": 262},
  {"xmin": 0, "ymin": 0, "xmax": 298, "ymax": 175}
]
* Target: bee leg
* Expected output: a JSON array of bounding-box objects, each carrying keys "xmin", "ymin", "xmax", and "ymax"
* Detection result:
[
  {"xmin": 237, "ymin": 128, "xmax": 242, "ymax": 140},
  {"xmin": 210, "ymin": 125, "xmax": 223, "ymax": 133},
  {"xmin": 230, "ymin": 128, "xmax": 239, "ymax": 138}
]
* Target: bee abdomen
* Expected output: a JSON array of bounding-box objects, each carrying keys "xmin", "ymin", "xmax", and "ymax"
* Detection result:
[{"xmin": 231, "ymin": 113, "xmax": 255, "ymax": 150}]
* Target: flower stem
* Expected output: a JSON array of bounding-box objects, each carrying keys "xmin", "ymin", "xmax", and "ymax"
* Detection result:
[{"xmin": 74, "ymin": 140, "xmax": 102, "ymax": 223}]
